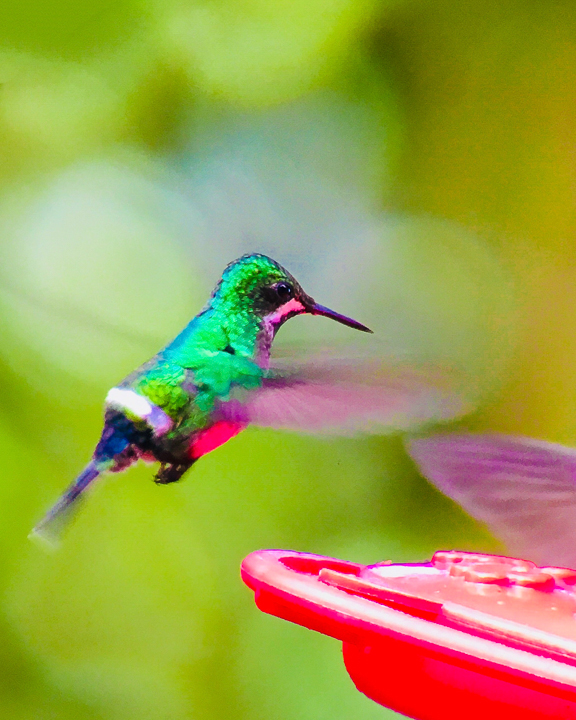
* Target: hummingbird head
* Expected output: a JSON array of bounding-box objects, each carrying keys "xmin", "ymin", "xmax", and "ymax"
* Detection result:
[{"xmin": 215, "ymin": 254, "xmax": 372, "ymax": 334}]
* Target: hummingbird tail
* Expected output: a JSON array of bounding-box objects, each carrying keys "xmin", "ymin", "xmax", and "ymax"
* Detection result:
[{"xmin": 29, "ymin": 458, "xmax": 113, "ymax": 549}]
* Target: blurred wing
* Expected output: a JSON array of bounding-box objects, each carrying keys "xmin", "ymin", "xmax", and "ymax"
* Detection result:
[
  {"xmin": 219, "ymin": 352, "xmax": 475, "ymax": 435},
  {"xmin": 406, "ymin": 433, "xmax": 576, "ymax": 567}
]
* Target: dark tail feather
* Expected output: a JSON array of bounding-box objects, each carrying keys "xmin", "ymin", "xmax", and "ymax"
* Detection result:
[{"xmin": 30, "ymin": 458, "xmax": 113, "ymax": 548}]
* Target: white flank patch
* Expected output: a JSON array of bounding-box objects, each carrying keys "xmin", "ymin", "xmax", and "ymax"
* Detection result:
[
  {"xmin": 106, "ymin": 387, "xmax": 152, "ymax": 416},
  {"xmin": 105, "ymin": 387, "xmax": 173, "ymax": 436}
]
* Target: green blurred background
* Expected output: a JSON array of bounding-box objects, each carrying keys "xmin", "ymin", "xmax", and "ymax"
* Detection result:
[{"xmin": 0, "ymin": 0, "xmax": 574, "ymax": 717}]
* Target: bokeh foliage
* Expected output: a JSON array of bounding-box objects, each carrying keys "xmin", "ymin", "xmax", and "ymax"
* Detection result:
[{"xmin": 0, "ymin": 0, "xmax": 572, "ymax": 718}]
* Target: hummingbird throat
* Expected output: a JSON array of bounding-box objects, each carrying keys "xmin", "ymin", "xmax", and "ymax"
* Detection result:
[
  {"xmin": 262, "ymin": 298, "xmax": 305, "ymax": 334},
  {"xmin": 257, "ymin": 298, "xmax": 306, "ymax": 365}
]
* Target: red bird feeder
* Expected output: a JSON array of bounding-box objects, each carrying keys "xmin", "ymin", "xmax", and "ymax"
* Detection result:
[{"xmin": 241, "ymin": 549, "xmax": 576, "ymax": 719}]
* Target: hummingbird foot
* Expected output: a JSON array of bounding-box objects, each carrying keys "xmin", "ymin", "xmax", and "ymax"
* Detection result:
[{"xmin": 154, "ymin": 461, "xmax": 194, "ymax": 485}]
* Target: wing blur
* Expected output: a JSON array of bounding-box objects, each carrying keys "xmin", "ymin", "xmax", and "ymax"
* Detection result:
[
  {"xmin": 220, "ymin": 350, "xmax": 475, "ymax": 435},
  {"xmin": 406, "ymin": 433, "xmax": 576, "ymax": 567}
]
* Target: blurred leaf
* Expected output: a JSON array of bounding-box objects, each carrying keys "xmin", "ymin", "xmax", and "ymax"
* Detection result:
[
  {"xmin": 0, "ymin": 0, "xmax": 145, "ymax": 58},
  {"xmin": 157, "ymin": 0, "xmax": 389, "ymax": 106}
]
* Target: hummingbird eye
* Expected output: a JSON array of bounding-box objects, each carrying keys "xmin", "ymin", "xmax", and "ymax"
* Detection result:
[{"xmin": 275, "ymin": 282, "xmax": 293, "ymax": 301}]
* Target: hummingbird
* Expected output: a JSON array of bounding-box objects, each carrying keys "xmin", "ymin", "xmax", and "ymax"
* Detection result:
[
  {"xmin": 407, "ymin": 432, "xmax": 576, "ymax": 569},
  {"xmin": 32, "ymin": 253, "xmax": 470, "ymax": 544}
]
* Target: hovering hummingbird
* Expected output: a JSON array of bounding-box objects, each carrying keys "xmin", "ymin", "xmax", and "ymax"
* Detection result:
[
  {"xmin": 407, "ymin": 433, "xmax": 576, "ymax": 569},
  {"xmin": 32, "ymin": 253, "xmax": 470, "ymax": 543}
]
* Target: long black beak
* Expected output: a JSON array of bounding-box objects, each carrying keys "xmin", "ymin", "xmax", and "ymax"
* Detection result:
[{"xmin": 310, "ymin": 303, "xmax": 373, "ymax": 333}]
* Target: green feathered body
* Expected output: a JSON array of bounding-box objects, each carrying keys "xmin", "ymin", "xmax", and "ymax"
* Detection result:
[{"xmin": 116, "ymin": 254, "xmax": 295, "ymax": 462}]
